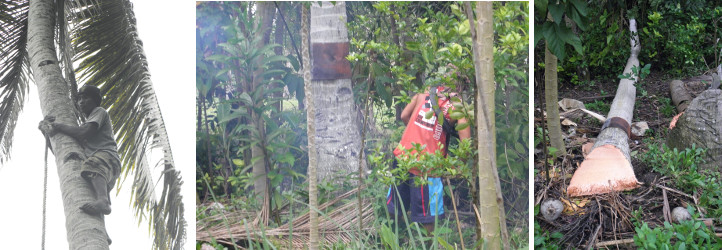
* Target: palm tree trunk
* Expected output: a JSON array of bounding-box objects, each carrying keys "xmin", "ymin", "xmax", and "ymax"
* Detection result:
[
  {"xmin": 310, "ymin": 1, "xmax": 365, "ymax": 184},
  {"xmin": 301, "ymin": 5, "xmax": 319, "ymax": 249},
  {"xmin": 28, "ymin": 0, "xmax": 108, "ymax": 249}
]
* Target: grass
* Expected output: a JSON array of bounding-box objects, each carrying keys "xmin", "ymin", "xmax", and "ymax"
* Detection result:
[{"xmin": 585, "ymin": 100, "xmax": 610, "ymax": 114}]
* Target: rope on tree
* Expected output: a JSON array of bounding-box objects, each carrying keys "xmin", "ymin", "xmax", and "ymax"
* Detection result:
[{"xmin": 42, "ymin": 133, "xmax": 50, "ymax": 250}]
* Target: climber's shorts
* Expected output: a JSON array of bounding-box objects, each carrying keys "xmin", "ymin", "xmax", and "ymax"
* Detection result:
[
  {"xmin": 386, "ymin": 159, "xmax": 445, "ymax": 224},
  {"xmin": 80, "ymin": 150, "xmax": 121, "ymax": 192}
]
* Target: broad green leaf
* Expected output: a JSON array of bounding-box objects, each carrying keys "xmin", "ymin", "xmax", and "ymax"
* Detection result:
[
  {"xmin": 262, "ymin": 55, "xmax": 290, "ymax": 65},
  {"xmin": 534, "ymin": 0, "xmax": 548, "ymax": 16},
  {"xmin": 449, "ymin": 111, "xmax": 465, "ymax": 120},
  {"xmin": 546, "ymin": 27, "xmax": 566, "ymax": 60},
  {"xmin": 458, "ymin": 20, "xmax": 470, "ymax": 35},
  {"xmin": 424, "ymin": 110, "xmax": 434, "ymax": 120},
  {"xmin": 547, "ymin": 2, "xmax": 564, "ymax": 24},
  {"xmin": 405, "ymin": 41, "xmax": 421, "ymax": 50},
  {"xmin": 215, "ymin": 68, "xmax": 231, "ymax": 78},
  {"xmin": 232, "ymin": 159, "xmax": 244, "ymax": 166},
  {"xmin": 556, "ymin": 24, "xmax": 583, "ymax": 56},
  {"xmin": 534, "ymin": 23, "xmax": 544, "ymax": 47},
  {"xmin": 570, "ymin": 0, "xmax": 587, "ymax": 17},
  {"xmin": 262, "ymin": 69, "xmax": 287, "ymax": 77},
  {"xmin": 240, "ymin": 92, "xmax": 253, "ymax": 106},
  {"xmin": 568, "ymin": 6, "xmax": 587, "ymax": 31},
  {"xmin": 287, "ymin": 55, "xmax": 300, "ymax": 71},
  {"xmin": 455, "ymin": 122, "xmax": 469, "ymax": 131}
]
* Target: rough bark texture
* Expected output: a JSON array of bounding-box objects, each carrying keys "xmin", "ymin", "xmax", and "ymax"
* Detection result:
[
  {"xmin": 28, "ymin": 0, "xmax": 109, "ymax": 248},
  {"xmin": 670, "ymin": 80, "xmax": 692, "ymax": 113},
  {"xmin": 667, "ymin": 89, "xmax": 722, "ymax": 172},
  {"xmin": 310, "ymin": 1, "xmax": 365, "ymax": 183},
  {"xmin": 471, "ymin": 2, "xmax": 505, "ymax": 249},
  {"xmin": 544, "ymin": 46, "xmax": 566, "ymax": 156},
  {"xmin": 251, "ymin": 2, "xmax": 275, "ymax": 210},
  {"xmin": 590, "ymin": 19, "xmax": 640, "ymax": 160},
  {"xmin": 301, "ymin": 6, "xmax": 319, "ymax": 249}
]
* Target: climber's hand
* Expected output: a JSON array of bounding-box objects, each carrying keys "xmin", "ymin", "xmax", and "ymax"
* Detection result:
[{"xmin": 38, "ymin": 119, "xmax": 56, "ymax": 136}]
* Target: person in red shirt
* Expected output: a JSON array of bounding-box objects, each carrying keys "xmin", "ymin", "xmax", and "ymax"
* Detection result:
[{"xmin": 386, "ymin": 85, "xmax": 471, "ymax": 235}]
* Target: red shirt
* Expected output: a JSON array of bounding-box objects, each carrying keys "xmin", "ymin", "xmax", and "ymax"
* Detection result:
[{"xmin": 394, "ymin": 89, "xmax": 455, "ymax": 175}]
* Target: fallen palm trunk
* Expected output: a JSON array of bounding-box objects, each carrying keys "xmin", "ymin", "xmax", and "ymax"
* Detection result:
[
  {"xmin": 567, "ymin": 19, "xmax": 641, "ymax": 196},
  {"xmin": 667, "ymin": 89, "xmax": 722, "ymax": 173},
  {"xmin": 669, "ymin": 80, "xmax": 693, "ymax": 129},
  {"xmin": 670, "ymin": 80, "xmax": 693, "ymax": 113}
]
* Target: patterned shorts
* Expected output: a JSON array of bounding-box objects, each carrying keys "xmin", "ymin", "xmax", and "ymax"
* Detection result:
[
  {"xmin": 386, "ymin": 159, "xmax": 445, "ymax": 224},
  {"xmin": 80, "ymin": 150, "xmax": 121, "ymax": 192}
]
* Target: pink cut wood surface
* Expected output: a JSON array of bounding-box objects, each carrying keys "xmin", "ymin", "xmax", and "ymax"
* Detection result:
[{"xmin": 568, "ymin": 145, "xmax": 639, "ymax": 196}]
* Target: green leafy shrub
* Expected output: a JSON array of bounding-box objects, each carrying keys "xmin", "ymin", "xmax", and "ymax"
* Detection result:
[
  {"xmin": 634, "ymin": 208, "xmax": 722, "ymax": 249},
  {"xmin": 585, "ymin": 100, "xmax": 610, "ymax": 114},
  {"xmin": 640, "ymin": 144, "xmax": 722, "ymax": 219}
]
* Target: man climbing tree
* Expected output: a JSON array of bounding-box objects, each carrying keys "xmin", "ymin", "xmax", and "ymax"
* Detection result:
[
  {"xmin": 386, "ymin": 85, "xmax": 471, "ymax": 236},
  {"xmin": 39, "ymin": 86, "xmax": 120, "ymax": 218}
]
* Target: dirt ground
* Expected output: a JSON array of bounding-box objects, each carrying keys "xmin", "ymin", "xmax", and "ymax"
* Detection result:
[{"xmin": 534, "ymin": 71, "xmax": 716, "ymax": 248}]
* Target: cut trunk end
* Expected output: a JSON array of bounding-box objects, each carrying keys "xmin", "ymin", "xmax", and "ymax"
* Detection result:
[{"xmin": 567, "ymin": 145, "xmax": 639, "ymax": 196}]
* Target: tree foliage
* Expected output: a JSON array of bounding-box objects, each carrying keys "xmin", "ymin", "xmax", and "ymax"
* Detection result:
[{"xmin": 196, "ymin": 1, "xmax": 529, "ymax": 247}]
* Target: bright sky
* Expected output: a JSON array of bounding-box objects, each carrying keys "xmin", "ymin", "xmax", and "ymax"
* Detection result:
[{"xmin": 0, "ymin": 1, "xmax": 195, "ymax": 249}]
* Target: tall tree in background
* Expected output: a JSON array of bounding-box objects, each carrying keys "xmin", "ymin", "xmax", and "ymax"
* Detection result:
[
  {"xmin": 301, "ymin": 4, "xmax": 319, "ymax": 249},
  {"xmin": 2, "ymin": 0, "xmax": 185, "ymax": 249},
  {"xmin": 468, "ymin": 2, "xmax": 508, "ymax": 249},
  {"xmin": 251, "ymin": 1, "xmax": 275, "ymax": 223},
  {"xmin": 309, "ymin": 1, "xmax": 365, "ymax": 183},
  {"xmin": 536, "ymin": 0, "xmax": 589, "ymax": 158}
]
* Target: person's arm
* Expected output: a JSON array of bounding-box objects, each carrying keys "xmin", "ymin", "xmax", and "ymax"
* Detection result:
[
  {"xmin": 52, "ymin": 122, "xmax": 98, "ymax": 141},
  {"xmin": 457, "ymin": 117, "xmax": 471, "ymax": 140},
  {"xmin": 400, "ymin": 94, "xmax": 421, "ymax": 124},
  {"xmin": 447, "ymin": 93, "xmax": 471, "ymax": 140}
]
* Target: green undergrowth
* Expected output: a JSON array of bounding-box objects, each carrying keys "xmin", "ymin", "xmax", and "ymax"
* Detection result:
[
  {"xmin": 640, "ymin": 143, "xmax": 722, "ymax": 220},
  {"xmin": 633, "ymin": 208, "xmax": 722, "ymax": 249},
  {"xmin": 634, "ymin": 143, "xmax": 722, "ymax": 248}
]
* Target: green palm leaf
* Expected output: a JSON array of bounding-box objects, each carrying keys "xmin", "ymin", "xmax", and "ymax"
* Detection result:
[
  {"xmin": 0, "ymin": 0, "xmax": 184, "ymax": 248},
  {"xmin": 0, "ymin": 0, "xmax": 29, "ymax": 164},
  {"xmin": 70, "ymin": 0, "xmax": 185, "ymax": 249}
]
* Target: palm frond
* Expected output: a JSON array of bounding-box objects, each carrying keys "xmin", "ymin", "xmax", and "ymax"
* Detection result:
[
  {"xmin": 0, "ymin": 0, "xmax": 30, "ymax": 164},
  {"xmin": 69, "ymin": 0, "xmax": 185, "ymax": 249}
]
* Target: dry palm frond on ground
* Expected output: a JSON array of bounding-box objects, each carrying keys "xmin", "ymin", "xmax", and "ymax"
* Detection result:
[{"xmin": 197, "ymin": 188, "xmax": 374, "ymax": 248}]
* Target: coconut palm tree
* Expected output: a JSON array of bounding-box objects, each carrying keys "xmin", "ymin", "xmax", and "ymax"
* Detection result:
[
  {"xmin": 309, "ymin": 1, "xmax": 365, "ymax": 184},
  {"xmin": 1, "ymin": 0, "xmax": 185, "ymax": 249}
]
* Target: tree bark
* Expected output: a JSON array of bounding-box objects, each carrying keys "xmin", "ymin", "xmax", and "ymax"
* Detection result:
[
  {"xmin": 28, "ymin": 0, "xmax": 109, "ymax": 248},
  {"xmin": 251, "ymin": 2, "xmax": 275, "ymax": 213},
  {"xmin": 544, "ymin": 45, "xmax": 566, "ymax": 157},
  {"xmin": 669, "ymin": 80, "xmax": 692, "ymax": 113},
  {"xmin": 471, "ymin": 2, "xmax": 507, "ymax": 249},
  {"xmin": 590, "ymin": 19, "xmax": 640, "ymax": 160},
  {"xmin": 301, "ymin": 6, "xmax": 319, "ymax": 249},
  {"xmin": 568, "ymin": 19, "xmax": 640, "ymax": 196},
  {"xmin": 309, "ymin": 1, "xmax": 365, "ymax": 183},
  {"xmin": 667, "ymin": 89, "xmax": 722, "ymax": 172}
]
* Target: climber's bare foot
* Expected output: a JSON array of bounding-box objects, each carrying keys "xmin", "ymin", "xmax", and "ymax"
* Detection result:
[{"xmin": 80, "ymin": 200, "xmax": 111, "ymax": 215}]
